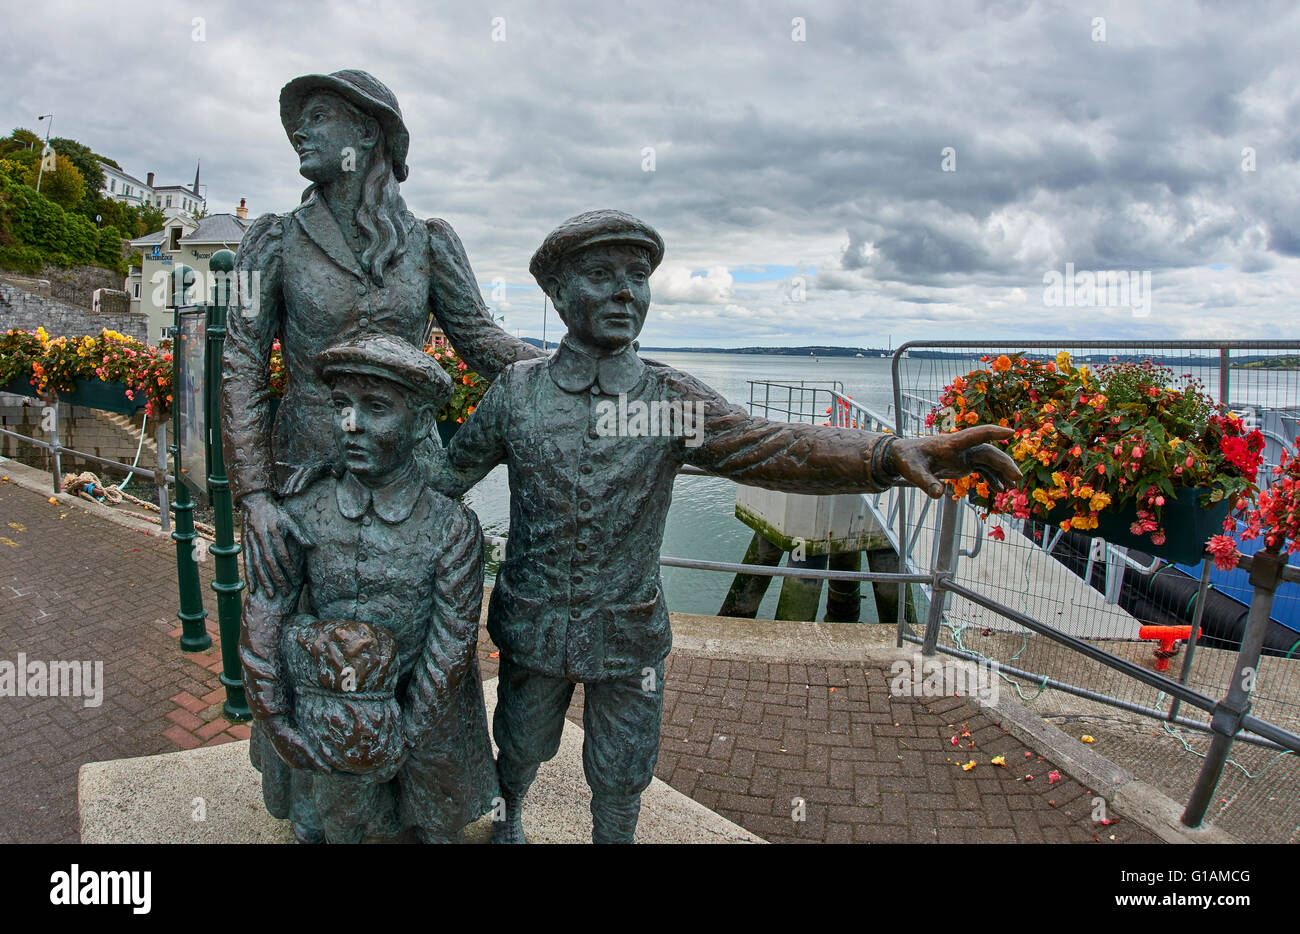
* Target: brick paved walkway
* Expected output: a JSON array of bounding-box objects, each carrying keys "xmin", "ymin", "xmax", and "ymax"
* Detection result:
[{"xmin": 0, "ymin": 476, "xmax": 1159, "ymax": 843}]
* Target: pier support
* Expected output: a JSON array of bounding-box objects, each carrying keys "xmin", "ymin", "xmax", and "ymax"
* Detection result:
[
  {"xmin": 775, "ymin": 553, "xmax": 828, "ymax": 622},
  {"xmin": 719, "ymin": 531, "xmax": 784, "ymax": 618},
  {"xmin": 825, "ymin": 551, "xmax": 862, "ymax": 623}
]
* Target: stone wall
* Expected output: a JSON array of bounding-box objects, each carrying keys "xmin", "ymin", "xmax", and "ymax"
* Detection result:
[
  {"xmin": 35, "ymin": 263, "xmax": 124, "ymax": 309},
  {"xmin": 0, "ymin": 282, "xmax": 149, "ymax": 342}
]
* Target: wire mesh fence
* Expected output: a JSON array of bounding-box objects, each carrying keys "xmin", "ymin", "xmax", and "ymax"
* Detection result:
[{"xmin": 887, "ymin": 340, "xmax": 1300, "ymax": 842}]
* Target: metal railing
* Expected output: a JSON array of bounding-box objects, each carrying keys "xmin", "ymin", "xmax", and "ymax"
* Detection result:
[{"xmin": 0, "ymin": 397, "xmax": 173, "ymax": 530}]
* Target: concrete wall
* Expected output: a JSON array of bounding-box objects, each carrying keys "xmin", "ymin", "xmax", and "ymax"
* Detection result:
[
  {"xmin": 0, "ymin": 282, "xmax": 149, "ymax": 342},
  {"xmin": 0, "ymin": 392, "xmax": 154, "ymax": 476}
]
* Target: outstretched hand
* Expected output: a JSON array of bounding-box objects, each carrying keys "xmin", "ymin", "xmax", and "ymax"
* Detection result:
[{"xmin": 888, "ymin": 425, "xmax": 1021, "ymax": 499}]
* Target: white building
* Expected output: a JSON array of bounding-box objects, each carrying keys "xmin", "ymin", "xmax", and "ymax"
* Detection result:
[
  {"xmin": 99, "ymin": 162, "xmax": 152, "ymax": 207},
  {"xmin": 127, "ymin": 212, "xmax": 251, "ymax": 343},
  {"xmin": 99, "ymin": 162, "xmax": 206, "ymax": 219}
]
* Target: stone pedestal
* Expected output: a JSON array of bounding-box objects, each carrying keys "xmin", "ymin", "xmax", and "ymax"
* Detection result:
[{"xmin": 78, "ymin": 678, "xmax": 762, "ymax": 844}]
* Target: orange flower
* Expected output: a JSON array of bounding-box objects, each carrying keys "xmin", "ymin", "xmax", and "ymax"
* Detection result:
[{"xmin": 991, "ymin": 355, "xmax": 1012, "ymax": 373}]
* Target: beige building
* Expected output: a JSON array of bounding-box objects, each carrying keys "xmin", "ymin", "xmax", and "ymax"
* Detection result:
[{"xmin": 127, "ymin": 212, "xmax": 250, "ymax": 343}]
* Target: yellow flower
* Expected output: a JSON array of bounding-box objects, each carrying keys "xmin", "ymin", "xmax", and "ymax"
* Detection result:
[
  {"xmin": 1081, "ymin": 735, "xmax": 1095, "ymax": 744},
  {"xmin": 1169, "ymin": 437, "xmax": 1182, "ymax": 449},
  {"xmin": 1032, "ymin": 488, "xmax": 1052, "ymax": 506},
  {"xmin": 991, "ymin": 755, "xmax": 1006, "ymax": 767},
  {"xmin": 1055, "ymin": 350, "xmax": 1072, "ymax": 372},
  {"xmin": 1052, "ymin": 471, "xmax": 1066, "ymax": 488},
  {"xmin": 1089, "ymin": 492, "xmax": 1110, "ymax": 511},
  {"xmin": 961, "ymin": 760, "xmax": 977, "ymax": 771}
]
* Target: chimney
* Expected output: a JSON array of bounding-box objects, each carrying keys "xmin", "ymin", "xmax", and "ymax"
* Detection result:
[
  {"xmin": 146, "ymin": 171, "xmax": 154, "ymax": 188},
  {"xmin": 236, "ymin": 198, "xmax": 248, "ymax": 220}
]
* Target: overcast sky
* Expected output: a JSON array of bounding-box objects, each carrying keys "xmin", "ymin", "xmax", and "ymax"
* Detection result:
[{"xmin": 4, "ymin": 0, "xmax": 1297, "ymax": 348}]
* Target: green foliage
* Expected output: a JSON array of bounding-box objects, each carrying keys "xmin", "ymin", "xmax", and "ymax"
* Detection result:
[
  {"xmin": 0, "ymin": 129, "xmax": 41, "ymax": 155},
  {"xmin": 22, "ymin": 153, "xmax": 86, "ymax": 211},
  {"xmin": 1, "ymin": 149, "xmax": 38, "ymax": 173},
  {"xmin": 95, "ymin": 225, "xmax": 126, "ymax": 271},
  {"xmin": 0, "ymin": 245, "xmax": 44, "ymax": 274},
  {"xmin": 138, "ymin": 202, "xmax": 164, "ymax": 234},
  {"xmin": 0, "ymin": 176, "xmax": 122, "ymax": 274},
  {"xmin": 48, "ymin": 138, "xmax": 105, "ymax": 207},
  {"xmin": 89, "ymin": 195, "xmax": 125, "ymax": 231}
]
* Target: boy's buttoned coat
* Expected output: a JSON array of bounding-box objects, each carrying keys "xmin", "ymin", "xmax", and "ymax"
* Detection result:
[{"xmin": 446, "ymin": 339, "xmax": 893, "ymax": 683}]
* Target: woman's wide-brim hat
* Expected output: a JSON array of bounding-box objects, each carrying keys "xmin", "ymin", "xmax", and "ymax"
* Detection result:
[{"xmin": 280, "ymin": 69, "xmax": 410, "ymax": 182}]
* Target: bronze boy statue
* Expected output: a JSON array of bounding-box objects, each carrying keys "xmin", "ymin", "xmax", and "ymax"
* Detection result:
[
  {"xmin": 239, "ymin": 335, "xmax": 496, "ymax": 843},
  {"xmin": 446, "ymin": 210, "xmax": 1020, "ymax": 843}
]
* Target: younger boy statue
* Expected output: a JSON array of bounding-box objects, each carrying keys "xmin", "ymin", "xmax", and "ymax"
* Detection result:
[
  {"xmin": 239, "ymin": 334, "xmax": 496, "ymax": 843},
  {"xmin": 445, "ymin": 210, "xmax": 1021, "ymax": 843}
]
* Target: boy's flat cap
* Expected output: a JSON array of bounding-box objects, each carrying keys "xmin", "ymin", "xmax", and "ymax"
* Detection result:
[
  {"xmin": 315, "ymin": 335, "xmax": 452, "ymax": 408},
  {"xmin": 529, "ymin": 209, "xmax": 665, "ymax": 287}
]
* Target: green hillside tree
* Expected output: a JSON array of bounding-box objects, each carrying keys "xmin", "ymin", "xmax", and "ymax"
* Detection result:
[{"xmin": 22, "ymin": 153, "xmax": 86, "ymax": 211}]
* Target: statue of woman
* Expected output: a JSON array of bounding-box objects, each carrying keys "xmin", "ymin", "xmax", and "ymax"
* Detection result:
[{"xmin": 222, "ymin": 69, "xmax": 540, "ymax": 597}]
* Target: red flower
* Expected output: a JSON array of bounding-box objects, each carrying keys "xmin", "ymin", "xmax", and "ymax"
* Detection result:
[{"xmin": 1206, "ymin": 534, "xmax": 1239, "ymax": 571}]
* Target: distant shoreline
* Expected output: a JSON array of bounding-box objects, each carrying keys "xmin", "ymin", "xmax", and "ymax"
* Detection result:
[
  {"xmin": 516, "ymin": 338, "xmax": 1297, "ymax": 367},
  {"xmin": 519, "ymin": 338, "xmax": 893, "ymax": 357}
]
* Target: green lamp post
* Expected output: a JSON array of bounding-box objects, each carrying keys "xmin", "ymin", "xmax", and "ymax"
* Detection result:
[
  {"xmin": 207, "ymin": 250, "xmax": 250, "ymax": 720},
  {"xmin": 170, "ymin": 264, "xmax": 211, "ymax": 652}
]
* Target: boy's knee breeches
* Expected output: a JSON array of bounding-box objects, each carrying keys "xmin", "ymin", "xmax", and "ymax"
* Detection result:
[{"xmin": 494, "ymin": 657, "xmax": 666, "ymax": 797}]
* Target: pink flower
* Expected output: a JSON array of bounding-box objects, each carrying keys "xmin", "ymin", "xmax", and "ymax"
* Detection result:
[{"xmin": 1206, "ymin": 535, "xmax": 1240, "ymax": 571}]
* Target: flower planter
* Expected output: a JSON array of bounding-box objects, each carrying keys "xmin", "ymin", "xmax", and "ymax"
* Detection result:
[
  {"xmin": 1, "ymin": 375, "xmax": 144, "ymax": 415},
  {"xmin": 64, "ymin": 378, "xmax": 147, "ymax": 416},
  {"xmin": 0, "ymin": 375, "xmax": 39, "ymax": 399},
  {"xmin": 1041, "ymin": 486, "xmax": 1232, "ymax": 564}
]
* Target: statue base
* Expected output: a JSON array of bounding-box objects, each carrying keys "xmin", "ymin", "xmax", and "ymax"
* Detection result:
[{"xmin": 77, "ymin": 678, "xmax": 762, "ymax": 844}]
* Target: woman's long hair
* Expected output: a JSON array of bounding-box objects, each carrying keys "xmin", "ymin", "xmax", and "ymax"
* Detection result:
[{"xmin": 354, "ymin": 135, "xmax": 407, "ymax": 286}]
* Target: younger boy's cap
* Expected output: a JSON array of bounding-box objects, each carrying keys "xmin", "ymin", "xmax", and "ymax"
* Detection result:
[
  {"xmin": 529, "ymin": 209, "xmax": 664, "ymax": 288},
  {"xmin": 315, "ymin": 335, "xmax": 453, "ymax": 408}
]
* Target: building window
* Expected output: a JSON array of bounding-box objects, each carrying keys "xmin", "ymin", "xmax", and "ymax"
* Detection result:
[
  {"xmin": 109, "ymin": 179, "xmax": 115, "ymax": 192},
  {"xmin": 133, "ymin": 282, "xmax": 140, "ymax": 298},
  {"xmin": 169, "ymin": 228, "xmax": 182, "ymax": 252},
  {"xmin": 166, "ymin": 195, "xmax": 173, "ymax": 207}
]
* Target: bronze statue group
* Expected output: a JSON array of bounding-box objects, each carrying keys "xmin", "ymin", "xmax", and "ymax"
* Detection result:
[{"xmin": 223, "ymin": 71, "xmax": 1018, "ymax": 844}]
